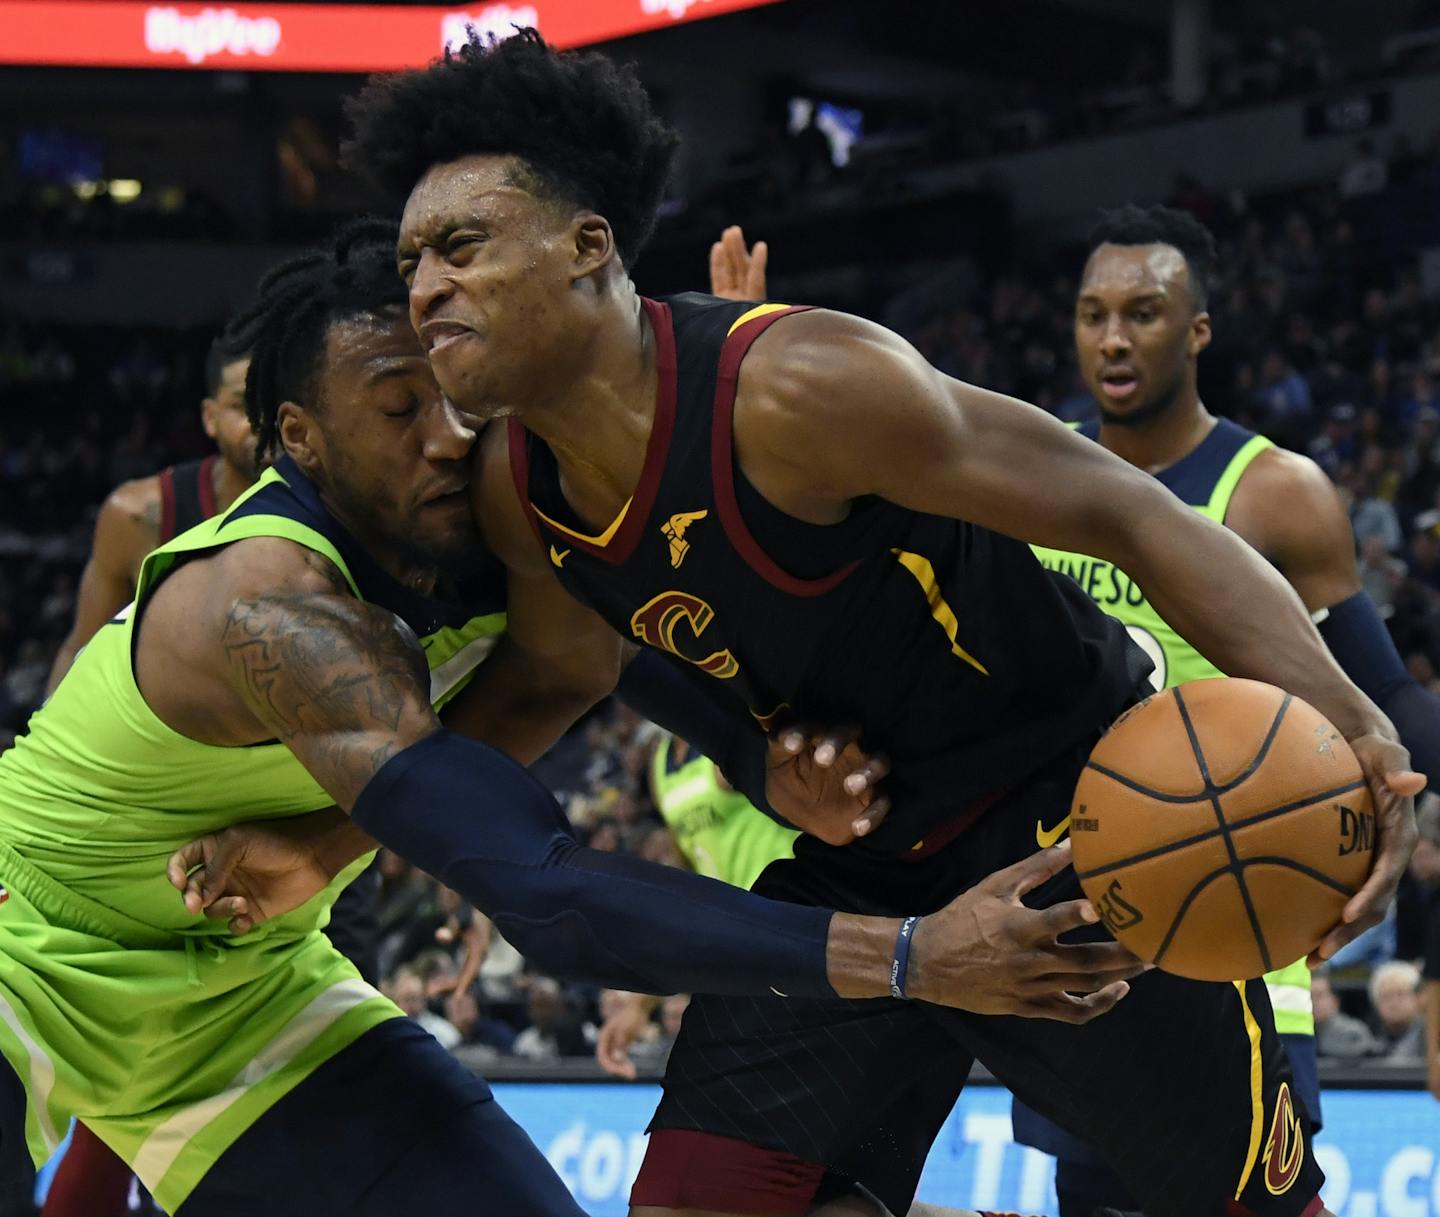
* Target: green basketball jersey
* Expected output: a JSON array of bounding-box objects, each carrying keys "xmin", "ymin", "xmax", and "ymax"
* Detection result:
[
  {"xmin": 1030, "ymin": 419, "xmax": 1313, "ymax": 1034},
  {"xmin": 0, "ymin": 455, "xmax": 507, "ymax": 1210},
  {"xmin": 651, "ymin": 735, "xmax": 797, "ymax": 890}
]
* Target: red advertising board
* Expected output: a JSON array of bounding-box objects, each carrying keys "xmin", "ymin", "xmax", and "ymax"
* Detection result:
[{"xmin": 0, "ymin": 0, "xmax": 783, "ymax": 71}]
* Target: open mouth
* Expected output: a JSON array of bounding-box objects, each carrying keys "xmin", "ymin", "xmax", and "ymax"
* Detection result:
[
  {"xmin": 1099, "ymin": 370, "xmax": 1138, "ymax": 399},
  {"xmin": 422, "ymin": 322, "xmax": 474, "ymax": 354}
]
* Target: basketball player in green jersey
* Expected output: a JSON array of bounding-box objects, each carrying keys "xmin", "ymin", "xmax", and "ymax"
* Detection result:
[{"xmin": 1020, "ymin": 204, "xmax": 1440, "ymax": 1217}]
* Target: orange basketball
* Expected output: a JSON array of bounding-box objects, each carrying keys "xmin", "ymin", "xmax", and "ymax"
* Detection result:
[{"xmin": 1068, "ymin": 678, "xmax": 1375, "ymax": 981}]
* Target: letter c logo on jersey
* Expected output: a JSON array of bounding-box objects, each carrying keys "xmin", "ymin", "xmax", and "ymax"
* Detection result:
[
  {"xmin": 1262, "ymin": 1082, "xmax": 1304, "ymax": 1196},
  {"xmin": 630, "ymin": 591, "xmax": 739, "ymax": 679}
]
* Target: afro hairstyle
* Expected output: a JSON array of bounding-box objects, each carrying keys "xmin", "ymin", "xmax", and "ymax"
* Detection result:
[{"xmin": 341, "ymin": 28, "xmax": 679, "ymax": 266}]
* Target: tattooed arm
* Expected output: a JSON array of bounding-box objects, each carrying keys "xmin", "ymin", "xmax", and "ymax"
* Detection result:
[{"xmin": 136, "ymin": 534, "xmax": 443, "ymax": 805}]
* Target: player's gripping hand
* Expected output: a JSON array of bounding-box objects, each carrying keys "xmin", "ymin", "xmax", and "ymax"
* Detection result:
[
  {"xmin": 768, "ymin": 725, "xmax": 890, "ymax": 845},
  {"xmin": 166, "ymin": 811, "xmax": 349, "ymax": 934},
  {"xmin": 1311, "ymin": 733, "xmax": 1424, "ymax": 967},
  {"xmin": 709, "ymin": 225, "xmax": 769, "ymax": 301},
  {"xmin": 907, "ymin": 840, "xmax": 1147, "ymax": 1024}
]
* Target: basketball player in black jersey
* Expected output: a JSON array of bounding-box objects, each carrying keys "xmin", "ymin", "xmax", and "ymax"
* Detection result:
[
  {"xmin": 45, "ymin": 339, "xmax": 258, "ymax": 696},
  {"xmin": 343, "ymin": 32, "xmax": 1422, "ymax": 1217}
]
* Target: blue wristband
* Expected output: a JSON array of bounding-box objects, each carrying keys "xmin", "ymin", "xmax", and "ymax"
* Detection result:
[{"xmin": 890, "ymin": 916, "xmax": 920, "ymax": 999}]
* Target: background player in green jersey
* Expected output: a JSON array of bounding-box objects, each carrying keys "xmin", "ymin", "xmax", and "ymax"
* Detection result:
[{"xmin": 1020, "ymin": 204, "xmax": 1440, "ymax": 1217}]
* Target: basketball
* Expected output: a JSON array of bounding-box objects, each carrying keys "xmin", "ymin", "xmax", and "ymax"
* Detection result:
[{"xmin": 1069, "ymin": 678, "xmax": 1376, "ymax": 982}]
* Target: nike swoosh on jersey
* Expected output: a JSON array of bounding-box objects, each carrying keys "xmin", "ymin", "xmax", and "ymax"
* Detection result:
[
  {"xmin": 1035, "ymin": 814, "xmax": 1071, "ymax": 848},
  {"xmin": 549, "ymin": 545, "xmax": 571, "ymax": 567}
]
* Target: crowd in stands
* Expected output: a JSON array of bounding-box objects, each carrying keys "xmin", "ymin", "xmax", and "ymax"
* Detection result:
[{"xmin": 4, "ymin": 120, "xmax": 1440, "ymax": 1073}]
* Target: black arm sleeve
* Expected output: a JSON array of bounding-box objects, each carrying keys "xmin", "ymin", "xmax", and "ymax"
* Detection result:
[
  {"xmin": 615, "ymin": 648, "xmax": 784, "ymax": 822},
  {"xmin": 351, "ymin": 729, "xmax": 834, "ymax": 997},
  {"xmin": 1317, "ymin": 591, "xmax": 1440, "ymax": 780}
]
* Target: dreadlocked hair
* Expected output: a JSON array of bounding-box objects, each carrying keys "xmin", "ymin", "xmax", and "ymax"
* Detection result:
[
  {"xmin": 342, "ymin": 28, "xmax": 679, "ymax": 265},
  {"xmin": 224, "ymin": 216, "xmax": 406, "ymax": 467},
  {"xmin": 1087, "ymin": 203, "xmax": 1219, "ymax": 312}
]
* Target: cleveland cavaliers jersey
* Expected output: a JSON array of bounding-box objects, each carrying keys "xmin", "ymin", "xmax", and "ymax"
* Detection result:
[
  {"xmin": 157, "ymin": 455, "xmax": 221, "ymax": 543},
  {"xmin": 509, "ymin": 294, "xmax": 1147, "ymax": 857}
]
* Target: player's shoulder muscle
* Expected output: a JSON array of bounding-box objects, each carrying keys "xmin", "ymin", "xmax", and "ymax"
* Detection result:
[
  {"xmin": 95, "ymin": 473, "xmax": 164, "ymax": 581},
  {"xmin": 1228, "ymin": 446, "xmax": 1353, "ymax": 562},
  {"xmin": 1228, "ymin": 446, "xmax": 1359, "ymax": 610},
  {"xmin": 733, "ymin": 308, "xmax": 946, "ymax": 509}
]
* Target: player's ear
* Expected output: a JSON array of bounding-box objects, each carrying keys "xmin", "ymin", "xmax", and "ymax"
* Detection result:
[
  {"xmin": 277, "ymin": 402, "xmax": 321, "ymax": 472},
  {"xmin": 1190, "ymin": 310, "xmax": 1212, "ymax": 358},
  {"xmin": 570, "ymin": 213, "xmax": 616, "ymax": 284}
]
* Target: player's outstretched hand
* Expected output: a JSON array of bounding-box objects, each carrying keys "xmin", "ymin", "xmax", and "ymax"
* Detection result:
[
  {"xmin": 768, "ymin": 725, "xmax": 890, "ymax": 845},
  {"xmin": 166, "ymin": 816, "xmax": 336, "ymax": 935},
  {"xmin": 595, "ymin": 991, "xmax": 659, "ymax": 1080},
  {"xmin": 1310, "ymin": 733, "xmax": 1424, "ymax": 967},
  {"xmin": 907, "ymin": 840, "xmax": 1147, "ymax": 1024},
  {"xmin": 709, "ymin": 225, "xmax": 769, "ymax": 302}
]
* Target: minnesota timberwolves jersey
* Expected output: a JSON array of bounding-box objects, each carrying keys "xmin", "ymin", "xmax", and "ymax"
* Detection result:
[
  {"xmin": 1030, "ymin": 417, "xmax": 1313, "ymax": 1032},
  {"xmin": 509, "ymin": 293, "xmax": 1147, "ymax": 858},
  {"xmin": 1031, "ymin": 417, "xmax": 1272, "ymax": 690}
]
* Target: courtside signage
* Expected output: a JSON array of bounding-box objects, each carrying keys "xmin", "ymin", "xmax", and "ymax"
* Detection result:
[{"xmin": 0, "ymin": 0, "xmax": 785, "ymax": 71}]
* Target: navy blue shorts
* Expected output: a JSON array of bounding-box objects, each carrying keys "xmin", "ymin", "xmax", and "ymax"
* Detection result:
[
  {"xmin": 0, "ymin": 1046, "xmax": 36, "ymax": 1216},
  {"xmin": 182, "ymin": 1018, "xmax": 583, "ymax": 1217}
]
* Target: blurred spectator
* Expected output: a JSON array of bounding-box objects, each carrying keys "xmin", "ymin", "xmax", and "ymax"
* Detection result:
[
  {"xmin": 1251, "ymin": 349, "xmax": 1314, "ymax": 447},
  {"xmin": 384, "ymin": 964, "xmax": 462, "ymax": 1051},
  {"xmin": 1313, "ymin": 971, "xmax": 1379, "ymax": 1059},
  {"xmin": 444, "ymin": 987, "xmax": 518, "ymax": 1058},
  {"xmin": 629, "ymin": 994, "xmax": 690, "ymax": 1072},
  {"xmin": 1351, "ymin": 469, "xmax": 1404, "ymax": 554},
  {"xmin": 1359, "ymin": 533, "xmax": 1408, "ymax": 618},
  {"xmin": 1368, "ymin": 960, "xmax": 1427, "ymax": 1062},
  {"xmin": 1414, "ymin": 798, "xmax": 1440, "ymax": 1098},
  {"xmin": 512, "ymin": 977, "xmax": 594, "ymax": 1062},
  {"xmin": 1339, "ymin": 138, "xmax": 1389, "ymax": 199},
  {"xmin": 1306, "ymin": 404, "xmax": 1358, "ymax": 479}
]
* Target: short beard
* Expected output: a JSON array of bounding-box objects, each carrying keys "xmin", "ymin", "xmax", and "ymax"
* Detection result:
[{"xmin": 1097, "ymin": 375, "xmax": 1185, "ymax": 428}]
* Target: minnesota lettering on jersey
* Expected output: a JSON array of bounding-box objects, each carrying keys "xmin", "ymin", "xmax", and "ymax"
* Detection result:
[{"xmin": 1034, "ymin": 553, "xmax": 1147, "ymax": 610}]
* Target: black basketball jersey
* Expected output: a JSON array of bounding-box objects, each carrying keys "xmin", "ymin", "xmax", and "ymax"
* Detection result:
[
  {"xmin": 509, "ymin": 294, "xmax": 1146, "ymax": 857},
  {"xmin": 157, "ymin": 455, "xmax": 219, "ymax": 543}
]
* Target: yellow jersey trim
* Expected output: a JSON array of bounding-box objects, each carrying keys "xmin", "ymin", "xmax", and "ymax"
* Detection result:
[
  {"xmin": 1233, "ymin": 979, "xmax": 1266, "ymax": 1200},
  {"xmin": 1206, "ymin": 434, "xmax": 1274, "ymax": 522},
  {"xmin": 534, "ymin": 499, "xmax": 633, "ymax": 549},
  {"xmin": 891, "ymin": 549, "xmax": 989, "ymax": 676},
  {"xmin": 727, "ymin": 303, "xmax": 793, "ymax": 336}
]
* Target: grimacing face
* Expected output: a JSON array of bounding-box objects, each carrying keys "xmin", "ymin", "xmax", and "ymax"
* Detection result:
[
  {"xmin": 288, "ymin": 310, "xmax": 479, "ymax": 570},
  {"xmin": 1075, "ymin": 243, "xmax": 1211, "ymax": 426},
  {"xmin": 397, "ymin": 154, "xmax": 601, "ymax": 420},
  {"xmin": 203, "ymin": 356, "xmax": 262, "ymax": 476}
]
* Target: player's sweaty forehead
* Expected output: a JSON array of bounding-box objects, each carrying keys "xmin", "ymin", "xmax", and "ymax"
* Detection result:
[
  {"xmin": 397, "ymin": 155, "xmax": 537, "ymax": 256},
  {"xmin": 1079, "ymin": 243, "xmax": 1192, "ymax": 308}
]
